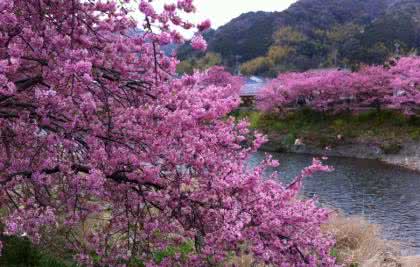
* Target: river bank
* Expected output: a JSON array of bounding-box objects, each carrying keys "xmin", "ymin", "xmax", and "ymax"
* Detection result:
[
  {"xmin": 233, "ymin": 109, "xmax": 420, "ymax": 172},
  {"xmin": 231, "ymin": 213, "xmax": 420, "ymax": 267},
  {"xmin": 323, "ymin": 214, "xmax": 419, "ymax": 267},
  {"xmin": 260, "ymin": 135, "xmax": 420, "ymax": 172},
  {"xmin": 249, "ymin": 152, "xmax": 420, "ymax": 266}
]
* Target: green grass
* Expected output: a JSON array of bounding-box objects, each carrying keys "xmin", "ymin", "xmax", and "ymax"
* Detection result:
[
  {"xmin": 127, "ymin": 241, "xmax": 195, "ymax": 266},
  {"xmin": 0, "ymin": 236, "xmax": 196, "ymax": 267},
  {"xmin": 153, "ymin": 241, "xmax": 195, "ymax": 264},
  {"xmin": 233, "ymin": 109, "xmax": 420, "ymax": 148},
  {"xmin": 0, "ymin": 236, "xmax": 74, "ymax": 267}
]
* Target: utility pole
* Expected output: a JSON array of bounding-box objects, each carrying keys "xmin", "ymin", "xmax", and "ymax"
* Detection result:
[
  {"xmin": 333, "ymin": 47, "xmax": 338, "ymax": 67},
  {"xmin": 394, "ymin": 42, "xmax": 400, "ymax": 58},
  {"xmin": 235, "ymin": 55, "xmax": 242, "ymax": 75}
]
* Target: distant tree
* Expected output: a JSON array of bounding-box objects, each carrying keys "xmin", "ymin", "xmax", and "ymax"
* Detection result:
[
  {"xmin": 258, "ymin": 56, "xmax": 420, "ymax": 116},
  {"xmin": 176, "ymin": 52, "xmax": 222, "ymax": 74},
  {"xmin": 267, "ymin": 46, "xmax": 295, "ymax": 65},
  {"xmin": 327, "ymin": 24, "xmax": 364, "ymax": 44},
  {"xmin": 273, "ymin": 27, "xmax": 307, "ymax": 47},
  {"xmin": 176, "ymin": 60, "xmax": 194, "ymax": 74},
  {"xmin": 326, "ymin": 23, "xmax": 364, "ymax": 66},
  {"xmin": 209, "ymin": 12, "xmax": 279, "ymax": 64},
  {"xmin": 176, "ymin": 0, "xmax": 420, "ymax": 73},
  {"xmin": 365, "ymin": 42, "xmax": 392, "ymax": 65},
  {"xmin": 196, "ymin": 52, "xmax": 222, "ymax": 70},
  {"xmin": 240, "ymin": 57, "xmax": 273, "ymax": 76}
]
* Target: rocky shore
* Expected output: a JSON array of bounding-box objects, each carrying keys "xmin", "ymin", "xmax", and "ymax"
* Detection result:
[{"xmin": 260, "ymin": 135, "xmax": 420, "ymax": 172}]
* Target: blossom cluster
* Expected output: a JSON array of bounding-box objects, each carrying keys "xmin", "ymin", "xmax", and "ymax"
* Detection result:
[
  {"xmin": 258, "ymin": 57, "xmax": 420, "ymax": 116},
  {"xmin": 0, "ymin": 0, "xmax": 336, "ymax": 266},
  {"xmin": 191, "ymin": 34, "xmax": 208, "ymax": 51}
]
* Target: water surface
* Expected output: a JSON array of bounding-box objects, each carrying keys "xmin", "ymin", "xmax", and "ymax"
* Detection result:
[{"xmin": 250, "ymin": 152, "xmax": 420, "ymax": 254}]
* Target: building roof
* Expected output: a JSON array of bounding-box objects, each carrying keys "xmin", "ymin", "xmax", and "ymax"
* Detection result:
[{"xmin": 239, "ymin": 77, "xmax": 269, "ymax": 97}]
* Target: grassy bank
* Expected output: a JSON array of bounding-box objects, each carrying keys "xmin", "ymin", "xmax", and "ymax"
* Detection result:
[
  {"xmin": 0, "ymin": 236, "xmax": 73, "ymax": 267},
  {"xmin": 233, "ymin": 109, "xmax": 420, "ymax": 150},
  {"xmin": 231, "ymin": 214, "xmax": 406, "ymax": 267},
  {"xmin": 323, "ymin": 214, "xmax": 401, "ymax": 267},
  {"xmin": 0, "ymin": 236, "xmax": 194, "ymax": 267},
  {"xmin": 1, "ymin": 214, "xmax": 411, "ymax": 267}
]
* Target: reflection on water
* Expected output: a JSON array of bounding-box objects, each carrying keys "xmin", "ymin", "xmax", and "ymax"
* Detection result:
[{"xmin": 250, "ymin": 152, "xmax": 420, "ymax": 254}]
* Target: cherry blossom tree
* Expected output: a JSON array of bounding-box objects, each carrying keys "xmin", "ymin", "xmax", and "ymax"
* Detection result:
[
  {"xmin": 0, "ymin": 0, "xmax": 335, "ymax": 266},
  {"xmin": 258, "ymin": 57, "xmax": 420, "ymax": 116},
  {"xmin": 387, "ymin": 57, "xmax": 420, "ymax": 115}
]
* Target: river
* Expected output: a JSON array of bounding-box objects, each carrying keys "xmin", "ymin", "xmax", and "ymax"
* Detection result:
[{"xmin": 250, "ymin": 152, "xmax": 420, "ymax": 254}]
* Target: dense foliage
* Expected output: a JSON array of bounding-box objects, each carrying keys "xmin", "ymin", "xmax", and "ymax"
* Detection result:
[
  {"xmin": 176, "ymin": 52, "xmax": 222, "ymax": 74},
  {"xmin": 0, "ymin": 0, "xmax": 336, "ymax": 266},
  {"xmin": 179, "ymin": 0, "xmax": 420, "ymax": 75},
  {"xmin": 258, "ymin": 57, "xmax": 420, "ymax": 116}
]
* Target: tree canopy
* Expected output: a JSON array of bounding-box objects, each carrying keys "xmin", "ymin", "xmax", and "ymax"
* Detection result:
[{"xmin": 0, "ymin": 1, "xmax": 335, "ymax": 266}]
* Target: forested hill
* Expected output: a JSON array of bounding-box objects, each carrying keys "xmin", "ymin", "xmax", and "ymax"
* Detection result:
[{"xmin": 176, "ymin": 0, "xmax": 420, "ymax": 76}]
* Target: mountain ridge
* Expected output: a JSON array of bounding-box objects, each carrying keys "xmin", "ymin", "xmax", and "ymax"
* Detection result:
[{"xmin": 177, "ymin": 0, "xmax": 420, "ymax": 75}]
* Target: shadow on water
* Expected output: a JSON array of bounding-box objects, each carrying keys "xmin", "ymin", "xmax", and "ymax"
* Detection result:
[{"xmin": 250, "ymin": 152, "xmax": 420, "ymax": 254}]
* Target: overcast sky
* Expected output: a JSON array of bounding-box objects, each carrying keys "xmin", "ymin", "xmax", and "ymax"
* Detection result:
[
  {"xmin": 140, "ymin": 1, "xmax": 298, "ymax": 37},
  {"xmin": 189, "ymin": 0, "xmax": 298, "ymax": 29}
]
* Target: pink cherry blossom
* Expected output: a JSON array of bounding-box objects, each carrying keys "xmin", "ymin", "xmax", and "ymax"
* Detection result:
[
  {"xmin": 258, "ymin": 57, "xmax": 420, "ymax": 116},
  {"xmin": 197, "ymin": 19, "xmax": 211, "ymax": 31},
  {"xmin": 191, "ymin": 34, "xmax": 207, "ymax": 51},
  {"xmin": 0, "ymin": 1, "xmax": 336, "ymax": 266},
  {"xmin": 139, "ymin": 1, "xmax": 156, "ymax": 17}
]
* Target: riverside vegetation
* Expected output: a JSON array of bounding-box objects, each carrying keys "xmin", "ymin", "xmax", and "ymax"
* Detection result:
[
  {"xmin": 234, "ymin": 109, "xmax": 420, "ymax": 152},
  {"xmin": 236, "ymin": 56, "xmax": 420, "ymax": 166},
  {"xmin": 0, "ymin": 214, "xmax": 407, "ymax": 267},
  {"xmin": 0, "ymin": 0, "xmax": 346, "ymax": 266},
  {"xmin": 1, "ymin": 0, "xmax": 419, "ymax": 267}
]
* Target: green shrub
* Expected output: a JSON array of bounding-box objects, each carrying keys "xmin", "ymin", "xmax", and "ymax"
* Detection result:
[
  {"xmin": 240, "ymin": 57, "xmax": 273, "ymax": 76},
  {"xmin": 0, "ymin": 236, "xmax": 40, "ymax": 266},
  {"xmin": 354, "ymin": 110, "xmax": 382, "ymax": 124},
  {"xmin": 233, "ymin": 109, "xmax": 420, "ymax": 148},
  {"xmin": 332, "ymin": 119, "xmax": 346, "ymax": 131},
  {"xmin": 354, "ymin": 110, "xmax": 409, "ymax": 127},
  {"xmin": 409, "ymin": 128, "xmax": 420, "ymax": 140},
  {"xmin": 248, "ymin": 112, "xmax": 262, "ymax": 129},
  {"xmin": 153, "ymin": 241, "xmax": 194, "ymax": 264},
  {"xmin": 283, "ymin": 132, "xmax": 297, "ymax": 146},
  {"xmin": 380, "ymin": 142, "xmax": 402, "ymax": 154},
  {"xmin": 0, "ymin": 236, "xmax": 72, "ymax": 267}
]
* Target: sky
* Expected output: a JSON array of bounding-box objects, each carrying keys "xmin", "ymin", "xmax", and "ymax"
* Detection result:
[
  {"xmin": 140, "ymin": 0, "xmax": 298, "ymax": 37},
  {"xmin": 189, "ymin": 0, "xmax": 298, "ymax": 29}
]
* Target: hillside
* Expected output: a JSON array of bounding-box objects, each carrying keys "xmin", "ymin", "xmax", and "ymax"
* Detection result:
[
  {"xmin": 177, "ymin": 0, "xmax": 420, "ymax": 75},
  {"xmin": 208, "ymin": 11, "xmax": 280, "ymax": 64}
]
